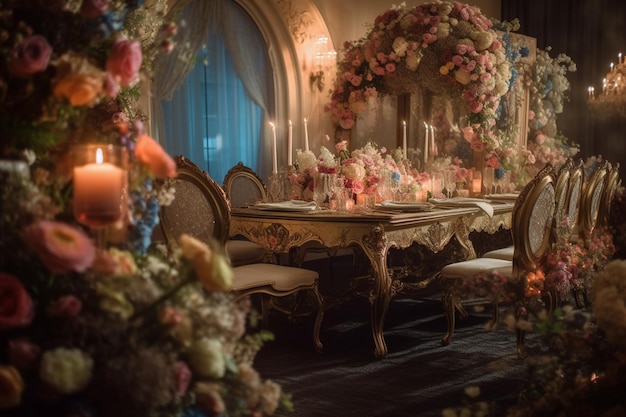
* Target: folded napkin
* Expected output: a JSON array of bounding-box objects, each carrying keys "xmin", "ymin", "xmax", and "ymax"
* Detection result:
[
  {"xmin": 429, "ymin": 197, "xmax": 494, "ymax": 217},
  {"xmin": 380, "ymin": 201, "xmax": 434, "ymax": 212},
  {"xmin": 254, "ymin": 200, "xmax": 318, "ymax": 212},
  {"xmin": 484, "ymin": 193, "xmax": 519, "ymax": 201}
]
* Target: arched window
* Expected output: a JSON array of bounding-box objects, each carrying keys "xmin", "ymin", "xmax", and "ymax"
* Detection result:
[{"xmin": 160, "ymin": 0, "xmax": 272, "ymax": 183}]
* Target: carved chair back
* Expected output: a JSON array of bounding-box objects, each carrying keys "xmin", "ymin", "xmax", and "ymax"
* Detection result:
[
  {"xmin": 158, "ymin": 156, "xmax": 231, "ymax": 248},
  {"xmin": 222, "ymin": 162, "xmax": 267, "ymax": 208}
]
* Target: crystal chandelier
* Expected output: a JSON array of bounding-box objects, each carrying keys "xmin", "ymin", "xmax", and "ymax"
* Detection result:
[{"xmin": 588, "ymin": 52, "xmax": 626, "ymax": 118}]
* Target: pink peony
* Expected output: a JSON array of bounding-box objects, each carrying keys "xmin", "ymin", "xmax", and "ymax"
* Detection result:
[
  {"xmin": 106, "ymin": 38, "xmax": 142, "ymax": 87},
  {"xmin": 8, "ymin": 35, "xmax": 52, "ymax": 77},
  {"xmin": 21, "ymin": 220, "xmax": 96, "ymax": 274},
  {"xmin": 134, "ymin": 134, "xmax": 177, "ymax": 179},
  {"xmin": 0, "ymin": 274, "xmax": 33, "ymax": 333}
]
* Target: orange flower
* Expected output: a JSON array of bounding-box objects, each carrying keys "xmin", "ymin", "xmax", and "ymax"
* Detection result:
[
  {"xmin": 134, "ymin": 134, "xmax": 177, "ymax": 179},
  {"xmin": 0, "ymin": 366, "xmax": 24, "ymax": 409}
]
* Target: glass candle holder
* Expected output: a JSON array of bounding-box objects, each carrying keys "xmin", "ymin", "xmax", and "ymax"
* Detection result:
[{"xmin": 73, "ymin": 144, "xmax": 128, "ymax": 230}]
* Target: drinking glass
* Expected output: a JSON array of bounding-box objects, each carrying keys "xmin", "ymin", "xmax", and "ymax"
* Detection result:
[
  {"xmin": 482, "ymin": 167, "xmax": 494, "ymax": 195},
  {"xmin": 431, "ymin": 171, "xmax": 444, "ymax": 198},
  {"xmin": 313, "ymin": 172, "xmax": 336, "ymax": 208},
  {"xmin": 444, "ymin": 169, "xmax": 456, "ymax": 198}
]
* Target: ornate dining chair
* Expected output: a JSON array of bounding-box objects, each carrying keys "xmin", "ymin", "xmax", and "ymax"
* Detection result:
[
  {"xmin": 439, "ymin": 163, "xmax": 556, "ymax": 356},
  {"xmin": 577, "ymin": 160, "xmax": 610, "ymax": 247},
  {"xmin": 158, "ymin": 156, "xmax": 325, "ymax": 351},
  {"xmin": 222, "ymin": 162, "xmax": 270, "ymax": 267},
  {"xmin": 481, "ymin": 160, "xmax": 572, "ymax": 263},
  {"xmin": 596, "ymin": 162, "xmax": 621, "ymax": 229}
]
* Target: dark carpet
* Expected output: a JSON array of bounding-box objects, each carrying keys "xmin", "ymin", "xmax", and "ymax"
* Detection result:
[{"xmin": 253, "ymin": 293, "xmax": 534, "ymax": 417}]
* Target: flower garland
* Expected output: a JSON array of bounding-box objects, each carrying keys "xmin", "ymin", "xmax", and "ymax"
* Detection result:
[
  {"xmin": 327, "ymin": 0, "xmax": 512, "ymax": 153},
  {"xmin": 0, "ymin": 2, "xmax": 288, "ymax": 416},
  {"xmin": 524, "ymin": 47, "xmax": 580, "ymax": 170}
]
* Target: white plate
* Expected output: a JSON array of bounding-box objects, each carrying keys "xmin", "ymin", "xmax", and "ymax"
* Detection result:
[
  {"xmin": 379, "ymin": 201, "xmax": 434, "ymax": 212},
  {"xmin": 254, "ymin": 201, "xmax": 318, "ymax": 212}
]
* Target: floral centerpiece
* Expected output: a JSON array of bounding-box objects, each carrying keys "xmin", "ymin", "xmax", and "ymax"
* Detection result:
[
  {"xmin": 327, "ymin": 0, "xmax": 512, "ymax": 154},
  {"xmin": 524, "ymin": 47, "xmax": 580, "ymax": 173},
  {"xmin": 0, "ymin": 1, "xmax": 288, "ymax": 416}
]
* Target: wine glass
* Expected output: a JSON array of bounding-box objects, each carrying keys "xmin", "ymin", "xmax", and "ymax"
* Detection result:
[
  {"xmin": 482, "ymin": 167, "xmax": 494, "ymax": 195},
  {"xmin": 444, "ymin": 169, "xmax": 456, "ymax": 198}
]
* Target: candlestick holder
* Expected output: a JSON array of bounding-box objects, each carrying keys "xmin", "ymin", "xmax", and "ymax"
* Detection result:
[{"xmin": 72, "ymin": 144, "xmax": 128, "ymax": 249}]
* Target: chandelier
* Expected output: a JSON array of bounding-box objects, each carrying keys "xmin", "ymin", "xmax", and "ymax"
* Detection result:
[{"xmin": 588, "ymin": 52, "xmax": 626, "ymax": 118}]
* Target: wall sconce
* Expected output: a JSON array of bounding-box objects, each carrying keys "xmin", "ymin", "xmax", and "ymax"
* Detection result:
[{"xmin": 310, "ymin": 35, "xmax": 336, "ymax": 92}]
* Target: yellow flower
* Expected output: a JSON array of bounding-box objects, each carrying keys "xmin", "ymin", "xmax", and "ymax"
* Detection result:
[
  {"xmin": 439, "ymin": 65, "xmax": 449, "ymax": 75},
  {"xmin": 178, "ymin": 234, "xmax": 233, "ymax": 292},
  {"xmin": 0, "ymin": 366, "xmax": 24, "ymax": 409}
]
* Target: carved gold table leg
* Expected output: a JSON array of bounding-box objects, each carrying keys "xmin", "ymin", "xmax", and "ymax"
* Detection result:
[{"xmin": 361, "ymin": 226, "xmax": 391, "ymax": 359}]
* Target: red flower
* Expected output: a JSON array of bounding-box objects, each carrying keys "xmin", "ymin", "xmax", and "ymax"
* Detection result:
[{"xmin": 0, "ymin": 273, "xmax": 34, "ymax": 333}]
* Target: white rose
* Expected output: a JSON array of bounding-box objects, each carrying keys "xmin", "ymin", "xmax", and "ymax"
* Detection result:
[
  {"xmin": 40, "ymin": 348, "xmax": 93, "ymax": 394},
  {"xmin": 187, "ymin": 338, "xmax": 226, "ymax": 379},
  {"xmin": 392, "ymin": 36, "xmax": 408, "ymax": 57}
]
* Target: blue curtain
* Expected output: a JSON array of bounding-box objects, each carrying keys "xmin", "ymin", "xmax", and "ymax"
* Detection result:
[
  {"xmin": 159, "ymin": 0, "xmax": 272, "ymax": 184},
  {"xmin": 161, "ymin": 37, "xmax": 262, "ymax": 184}
]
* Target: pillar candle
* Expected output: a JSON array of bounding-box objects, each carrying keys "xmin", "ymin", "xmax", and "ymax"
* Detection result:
[
  {"xmin": 288, "ymin": 120, "xmax": 293, "ymax": 166},
  {"xmin": 304, "ymin": 117, "xmax": 309, "ymax": 152},
  {"xmin": 423, "ymin": 121, "xmax": 429, "ymax": 165},
  {"xmin": 430, "ymin": 125, "xmax": 438, "ymax": 156},
  {"xmin": 73, "ymin": 147, "xmax": 125, "ymax": 228},
  {"xmin": 270, "ymin": 122, "xmax": 277, "ymax": 174},
  {"xmin": 402, "ymin": 120, "xmax": 407, "ymax": 157}
]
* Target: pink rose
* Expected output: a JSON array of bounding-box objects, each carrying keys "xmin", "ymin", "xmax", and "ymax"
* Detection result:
[
  {"xmin": 134, "ymin": 134, "xmax": 177, "ymax": 179},
  {"xmin": 9, "ymin": 339, "xmax": 41, "ymax": 370},
  {"xmin": 80, "ymin": 0, "xmax": 108, "ymax": 19},
  {"xmin": 21, "ymin": 220, "xmax": 96, "ymax": 274},
  {"xmin": 48, "ymin": 295, "xmax": 82, "ymax": 318},
  {"xmin": 351, "ymin": 180, "xmax": 365, "ymax": 194},
  {"xmin": 106, "ymin": 38, "xmax": 142, "ymax": 87},
  {"xmin": 0, "ymin": 274, "xmax": 33, "ymax": 333},
  {"xmin": 8, "ymin": 35, "xmax": 52, "ymax": 77},
  {"xmin": 173, "ymin": 361, "xmax": 192, "ymax": 396}
]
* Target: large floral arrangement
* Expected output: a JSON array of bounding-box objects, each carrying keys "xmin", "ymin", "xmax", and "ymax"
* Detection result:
[
  {"xmin": 0, "ymin": 1, "xmax": 287, "ymax": 416},
  {"xmin": 504, "ymin": 259, "xmax": 626, "ymax": 417},
  {"xmin": 327, "ymin": 1, "xmax": 512, "ymax": 153},
  {"xmin": 524, "ymin": 47, "xmax": 580, "ymax": 172}
]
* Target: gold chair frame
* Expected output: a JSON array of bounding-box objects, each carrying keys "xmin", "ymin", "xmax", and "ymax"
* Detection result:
[
  {"xmin": 159, "ymin": 157, "xmax": 325, "ymax": 351},
  {"xmin": 440, "ymin": 163, "xmax": 556, "ymax": 356},
  {"xmin": 222, "ymin": 161, "xmax": 267, "ymax": 207},
  {"xmin": 158, "ymin": 155, "xmax": 231, "ymax": 248},
  {"xmin": 578, "ymin": 160, "xmax": 609, "ymax": 245}
]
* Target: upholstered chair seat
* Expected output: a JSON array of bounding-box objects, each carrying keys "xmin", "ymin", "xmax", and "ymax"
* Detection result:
[
  {"xmin": 158, "ymin": 157, "xmax": 326, "ymax": 352},
  {"xmin": 440, "ymin": 163, "xmax": 556, "ymax": 357},
  {"xmin": 481, "ymin": 246, "xmax": 514, "ymax": 261},
  {"xmin": 226, "ymin": 239, "xmax": 268, "ymax": 267}
]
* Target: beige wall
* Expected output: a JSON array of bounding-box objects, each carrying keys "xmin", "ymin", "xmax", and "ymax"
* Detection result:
[{"xmin": 313, "ymin": 0, "xmax": 501, "ymax": 50}]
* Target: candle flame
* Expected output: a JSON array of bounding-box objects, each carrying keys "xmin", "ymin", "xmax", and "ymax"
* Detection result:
[
  {"xmin": 289, "ymin": 120, "xmax": 292, "ymax": 126},
  {"xmin": 96, "ymin": 148, "xmax": 103, "ymax": 164},
  {"xmin": 269, "ymin": 121, "xmax": 275, "ymax": 128},
  {"xmin": 402, "ymin": 120, "xmax": 406, "ymax": 126}
]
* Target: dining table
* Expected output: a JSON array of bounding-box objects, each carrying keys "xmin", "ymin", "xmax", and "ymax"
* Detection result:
[{"xmin": 230, "ymin": 198, "xmax": 515, "ymax": 358}]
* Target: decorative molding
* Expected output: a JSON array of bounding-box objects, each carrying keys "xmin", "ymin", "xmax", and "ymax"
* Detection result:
[{"xmin": 275, "ymin": 0, "xmax": 314, "ymax": 45}]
